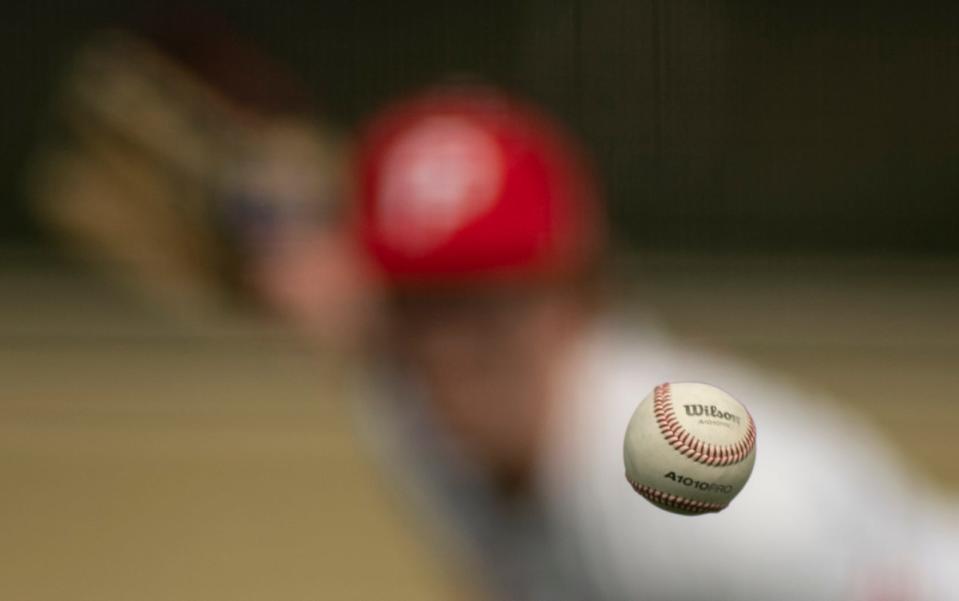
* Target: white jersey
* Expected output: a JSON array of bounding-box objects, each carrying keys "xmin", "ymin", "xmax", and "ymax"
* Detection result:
[{"xmin": 357, "ymin": 319, "xmax": 959, "ymax": 600}]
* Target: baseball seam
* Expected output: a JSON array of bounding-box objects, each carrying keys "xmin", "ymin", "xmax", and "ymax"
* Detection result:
[
  {"xmin": 654, "ymin": 383, "xmax": 756, "ymax": 467},
  {"xmin": 626, "ymin": 474, "xmax": 727, "ymax": 514}
]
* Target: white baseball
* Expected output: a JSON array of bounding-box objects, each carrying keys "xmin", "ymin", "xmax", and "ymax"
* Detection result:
[{"xmin": 623, "ymin": 382, "xmax": 757, "ymax": 515}]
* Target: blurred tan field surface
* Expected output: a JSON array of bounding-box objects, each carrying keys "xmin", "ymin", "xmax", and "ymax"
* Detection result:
[
  {"xmin": 2, "ymin": 252, "xmax": 958, "ymax": 601},
  {"xmin": 0, "ymin": 255, "xmax": 462, "ymax": 601}
]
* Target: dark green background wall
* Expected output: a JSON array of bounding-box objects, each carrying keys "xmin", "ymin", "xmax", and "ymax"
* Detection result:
[{"xmin": 4, "ymin": 1, "xmax": 958, "ymax": 252}]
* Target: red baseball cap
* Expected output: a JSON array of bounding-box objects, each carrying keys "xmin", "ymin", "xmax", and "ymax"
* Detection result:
[{"xmin": 354, "ymin": 85, "xmax": 604, "ymax": 287}]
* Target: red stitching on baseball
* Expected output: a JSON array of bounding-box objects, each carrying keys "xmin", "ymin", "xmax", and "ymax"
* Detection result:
[
  {"xmin": 653, "ymin": 383, "xmax": 756, "ymax": 467},
  {"xmin": 626, "ymin": 474, "xmax": 727, "ymax": 514}
]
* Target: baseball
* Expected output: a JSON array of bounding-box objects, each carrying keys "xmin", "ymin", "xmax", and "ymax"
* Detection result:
[{"xmin": 623, "ymin": 382, "xmax": 757, "ymax": 515}]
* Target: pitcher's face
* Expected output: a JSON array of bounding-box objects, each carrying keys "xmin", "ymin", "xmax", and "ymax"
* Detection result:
[{"xmin": 391, "ymin": 287, "xmax": 583, "ymax": 484}]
